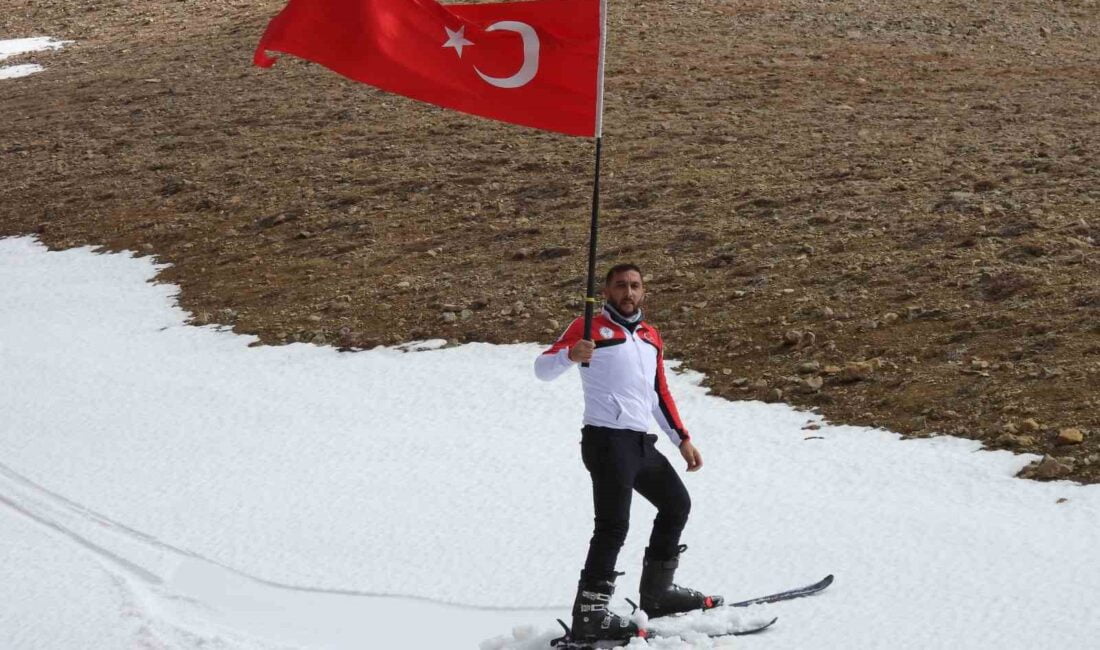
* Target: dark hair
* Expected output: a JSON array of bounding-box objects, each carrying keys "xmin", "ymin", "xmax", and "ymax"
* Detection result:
[{"xmin": 605, "ymin": 263, "xmax": 643, "ymax": 285}]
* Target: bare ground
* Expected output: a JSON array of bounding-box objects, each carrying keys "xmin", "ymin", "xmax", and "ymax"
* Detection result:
[{"xmin": 2, "ymin": 0, "xmax": 1098, "ymax": 481}]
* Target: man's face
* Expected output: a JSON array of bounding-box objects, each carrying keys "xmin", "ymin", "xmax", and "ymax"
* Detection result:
[{"xmin": 604, "ymin": 269, "xmax": 645, "ymax": 316}]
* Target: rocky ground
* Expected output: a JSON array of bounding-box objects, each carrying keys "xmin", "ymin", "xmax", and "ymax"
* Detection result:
[{"xmin": 3, "ymin": 0, "xmax": 1098, "ymax": 481}]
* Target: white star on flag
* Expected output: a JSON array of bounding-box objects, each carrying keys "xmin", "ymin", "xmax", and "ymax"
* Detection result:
[{"xmin": 442, "ymin": 25, "xmax": 474, "ymax": 58}]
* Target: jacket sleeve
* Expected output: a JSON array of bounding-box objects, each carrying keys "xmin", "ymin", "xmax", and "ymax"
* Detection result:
[
  {"xmin": 534, "ymin": 317, "xmax": 585, "ymax": 382},
  {"xmin": 650, "ymin": 330, "xmax": 690, "ymax": 445}
]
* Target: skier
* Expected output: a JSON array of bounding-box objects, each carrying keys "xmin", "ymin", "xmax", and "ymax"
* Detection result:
[{"xmin": 535, "ymin": 263, "xmax": 722, "ymax": 642}]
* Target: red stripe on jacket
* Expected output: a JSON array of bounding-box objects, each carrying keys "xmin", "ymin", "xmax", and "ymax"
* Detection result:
[{"xmin": 645, "ymin": 326, "xmax": 690, "ymax": 442}]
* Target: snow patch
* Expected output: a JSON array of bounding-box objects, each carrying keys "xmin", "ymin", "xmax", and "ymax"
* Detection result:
[
  {"xmin": 0, "ymin": 36, "xmax": 71, "ymax": 79},
  {"xmin": 0, "ymin": 63, "xmax": 44, "ymax": 79},
  {"xmin": 0, "ymin": 37, "xmax": 70, "ymax": 60}
]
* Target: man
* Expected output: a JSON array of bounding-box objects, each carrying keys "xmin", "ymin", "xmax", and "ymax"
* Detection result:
[{"xmin": 535, "ymin": 263, "xmax": 722, "ymax": 642}]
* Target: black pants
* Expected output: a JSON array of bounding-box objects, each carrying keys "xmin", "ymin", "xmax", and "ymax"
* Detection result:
[{"xmin": 580, "ymin": 425, "xmax": 691, "ymax": 581}]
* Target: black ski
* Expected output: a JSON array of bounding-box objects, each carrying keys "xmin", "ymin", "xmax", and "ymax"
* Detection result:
[
  {"xmin": 727, "ymin": 574, "xmax": 834, "ymax": 608},
  {"xmin": 550, "ymin": 617, "xmax": 777, "ymax": 649},
  {"xmin": 638, "ymin": 574, "xmax": 834, "ymax": 624}
]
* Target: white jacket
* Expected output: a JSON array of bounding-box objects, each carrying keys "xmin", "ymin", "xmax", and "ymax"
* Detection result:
[{"xmin": 534, "ymin": 308, "xmax": 689, "ymax": 446}]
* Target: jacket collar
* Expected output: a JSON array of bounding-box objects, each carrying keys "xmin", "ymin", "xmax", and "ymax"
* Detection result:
[{"xmin": 603, "ymin": 303, "xmax": 643, "ymax": 333}]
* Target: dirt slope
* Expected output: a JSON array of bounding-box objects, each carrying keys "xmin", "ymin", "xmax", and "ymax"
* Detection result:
[{"xmin": 2, "ymin": 0, "xmax": 1098, "ymax": 481}]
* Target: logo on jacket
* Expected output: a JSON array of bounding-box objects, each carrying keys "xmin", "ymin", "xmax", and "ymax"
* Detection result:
[{"xmin": 599, "ymin": 327, "xmax": 613, "ymax": 339}]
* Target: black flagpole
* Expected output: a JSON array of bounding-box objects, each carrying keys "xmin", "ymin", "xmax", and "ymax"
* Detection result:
[
  {"xmin": 581, "ymin": 137, "xmax": 602, "ymax": 368},
  {"xmin": 581, "ymin": 0, "xmax": 608, "ymax": 368}
]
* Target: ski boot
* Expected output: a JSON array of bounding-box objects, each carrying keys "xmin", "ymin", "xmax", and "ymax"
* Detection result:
[
  {"xmin": 569, "ymin": 572, "xmax": 645, "ymax": 642},
  {"xmin": 639, "ymin": 545, "xmax": 724, "ymax": 618}
]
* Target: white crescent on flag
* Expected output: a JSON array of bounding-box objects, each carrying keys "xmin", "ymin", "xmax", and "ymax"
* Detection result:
[{"xmin": 474, "ymin": 21, "xmax": 540, "ymax": 89}]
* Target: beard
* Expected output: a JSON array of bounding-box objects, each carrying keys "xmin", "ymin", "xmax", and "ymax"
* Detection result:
[{"xmin": 610, "ymin": 295, "xmax": 642, "ymax": 316}]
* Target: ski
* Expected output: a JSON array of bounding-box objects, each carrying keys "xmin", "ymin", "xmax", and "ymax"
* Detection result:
[
  {"xmin": 637, "ymin": 574, "xmax": 833, "ymax": 624},
  {"xmin": 727, "ymin": 574, "xmax": 834, "ymax": 608},
  {"xmin": 549, "ymin": 616, "xmax": 778, "ymax": 649}
]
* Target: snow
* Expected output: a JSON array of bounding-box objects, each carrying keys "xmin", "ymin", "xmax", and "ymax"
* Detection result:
[
  {"xmin": 0, "ymin": 37, "xmax": 70, "ymax": 79},
  {"xmin": 0, "ymin": 235, "xmax": 1098, "ymax": 649},
  {"xmin": 0, "ymin": 37, "xmax": 69, "ymax": 60},
  {"xmin": 0, "ymin": 63, "xmax": 44, "ymax": 80}
]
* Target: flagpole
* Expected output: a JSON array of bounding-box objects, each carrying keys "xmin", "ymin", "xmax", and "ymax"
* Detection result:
[
  {"xmin": 581, "ymin": 137, "xmax": 602, "ymax": 354},
  {"xmin": 581, "ymin": 0, "xmax": 609, "ymax": 368}
]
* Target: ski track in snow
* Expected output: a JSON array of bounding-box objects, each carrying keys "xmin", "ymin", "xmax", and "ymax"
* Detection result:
[
  {"xmin": 0, "ymin": 457, "xmax": 554, "ymax": 649},
  {"xmin": 2, "ymin": 236, "xmax": 1099, "ymax": 649}
]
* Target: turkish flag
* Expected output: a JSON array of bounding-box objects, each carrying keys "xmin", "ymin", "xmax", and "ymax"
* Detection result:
[{"xmin": 254, "ymin": 0, "xmax": 604, "ymax": 137}]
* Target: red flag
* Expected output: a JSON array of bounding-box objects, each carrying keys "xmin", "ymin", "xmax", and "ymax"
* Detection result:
[{"xmin": 254, "ymin": 0, "xmax": 605, "ymax": 137}]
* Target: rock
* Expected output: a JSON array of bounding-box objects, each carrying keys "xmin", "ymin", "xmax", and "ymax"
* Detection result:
[
  {"xmin": 460, "ymin": 309, "xmax": 474, "ymax": 321},
  {"xmin": 256, "ymin": 212, "xmax": 295, "ymax": 228},
  {"xmin": 839, "ymin": 361, "xmax": 874, "ymax": 383},
  {"xmin": 782, "ymin": 330, "xmax": 803, "ymax": 346},
  {"xmin": 768, "ymin": 388, "xmax": 784, "ymax": 402},
  {"xmin": 396, "ymin": 281, "xmax": 411, "ymax": 289},
  {"xmin": 798, "ymin": 376, "xmax": 824, "ymax": 393},
  {"xmin": 512, "ymin": 301, "xmax": 526, "ymax": 313},
  {"xmin": 1024, "ymin": 455, "xmax": 1073, "ymax": 480},
  {"xmin": 703, "ymin": 253, "xmax": 736, "ymax": 268},
  {"xmin": 338, "ymin": 329, "xmax": 360, "ymax": 346},
  {"xmin": 722, "ymin": 368, "xmax": 733, "ymax": 375},
  {"xmin": 441, "ymin": 311, "xmax": 457, "ymax": 323},
  {"xmin": 536, "ymin": 246, "xmax": 572, "ymax": 260},
  {"xmin": 1055, "ymin": 428, "xmax": 1085, "ymax": 446},
  {"xmin": 995, "ymin": 433, "xmax": 1037, "ymax": 449},
  {"xmin": 932, "ymin": 191, "xmax": 981, "ymax": 214},
  {"xmin": 470, "ymin": 298, "xmax": 490, "ymax": 310},
  {"xmin": 1041, "ymin": 367, "xmax": 1064, "ymax": 379},
  {"xmin": 796, "ymin": 361, "xmax": 821, "ymax": 374},
  {"xmin": 1021, "ymin": 418, "xmax": 1042, "ymax": 432},
  {"xmin": 511, "ymin": 248, "xmax": 531, "ymax": 261},
  {"xmin": 882, "ymin": 312, "xmax": 899, "ymax": 325},
  {"xmin": 732, "ymin": 377, "xmax": 749, "ymax": 387},
  {"xmin": 160, "ymin": 176, "xmax": 188, "ymax": 196},
  {"xmin": 217, "ymin": 308, "xmax": 238, "ymax": 322}
]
